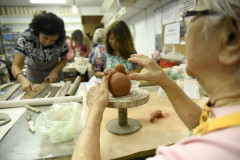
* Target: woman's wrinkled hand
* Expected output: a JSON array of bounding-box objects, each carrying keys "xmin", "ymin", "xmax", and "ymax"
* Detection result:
[
  {"xmin": 103, "ymin": 68, "xmax": 115, "ymax": 76},
  {"xmin": 128, "ymin": 54, "xmax": 166, "ymax": 85},
  {"xmin": 86, "ymin": 73, "xmax": 113, "ymax": 114}
]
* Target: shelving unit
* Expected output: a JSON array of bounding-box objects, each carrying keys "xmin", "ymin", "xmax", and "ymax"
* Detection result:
[
  {"xmin": 0, "ymin": 54, "xmax": 10, "ymax": 84},
  {"xmin": 0, "ymin": 28, "xmax": 17, "ymax": 84},
  {"xmin": 0, "ymin": 23, "xmax": 9, "ymax": 84}
]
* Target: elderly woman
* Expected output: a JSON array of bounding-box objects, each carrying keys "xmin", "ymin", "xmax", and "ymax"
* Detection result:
[
  {"xmin": 72, "ymin": 0, "xmax": 240, "ymax": 159},
  {"xmin": 88, "ymin": 28, "xmax": 106, "ymax": 78}
]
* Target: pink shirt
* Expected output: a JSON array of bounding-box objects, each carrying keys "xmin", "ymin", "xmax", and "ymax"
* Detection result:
[
  {"xmin": 66, "ymin": 39, "xmax": 73, "ymax": 60},
  {"xmin": 147, "ymin": 105, "xmax": 240, "ymax": 160}
]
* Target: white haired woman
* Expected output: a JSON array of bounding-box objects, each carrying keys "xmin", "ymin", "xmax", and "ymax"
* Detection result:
[
  {"xmin": 89, "ymin": 28, "xmax": 106, "ymax": 78},
  {"xmin": 72, "ymin": 0, "xmax": 240, "ymax": 159}
]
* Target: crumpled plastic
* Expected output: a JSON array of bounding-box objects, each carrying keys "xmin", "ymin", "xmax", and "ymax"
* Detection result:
[{"xmin": 35, "ymin": 102, "xmax": 83, "ymax": 143}]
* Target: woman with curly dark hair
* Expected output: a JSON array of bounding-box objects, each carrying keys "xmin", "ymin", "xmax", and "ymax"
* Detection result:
[{"xmin": 11, "ymin": 11, "xmax": 68, "ymax": 92}]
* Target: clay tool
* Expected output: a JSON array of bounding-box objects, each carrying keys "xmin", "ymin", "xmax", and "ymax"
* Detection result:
[
  {"xmin": 35, "ymin": 85, "xmax": 52, "ymax": 98},
  {"xmin": 57, "ymin": 81, "xmax": 71, "ymax": 97},
  {"xmin": 48, "ymin": 86, "xmax": 61, "ymax": 97},
  {"xmin": 66, "ymin": 76, "xmax": 81, "ymax": 96},
  {"xmin": 0, "ymin": 95, "xmax": 82, "ymax": 108},
  {"xmin": 21, "ymin": 81, "xmax": 50, "ymax": 99},
  {"xmin": 24, "ymin": 104, "xmax": 41, "ymax": 113}
]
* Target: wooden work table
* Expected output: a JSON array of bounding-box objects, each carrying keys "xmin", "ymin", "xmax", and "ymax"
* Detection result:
[{"xmin": 0, "ymin": 84, "xmax": 208, "ymax": 160}]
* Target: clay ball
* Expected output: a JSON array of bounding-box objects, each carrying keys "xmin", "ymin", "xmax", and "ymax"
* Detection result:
[
  {"xmin": 114, "ymin": 63, "xmax": 126, "ymax": 74},
  {"xmin": 109, "ymin": 72, "xmax": 131, "ymax": 97}
]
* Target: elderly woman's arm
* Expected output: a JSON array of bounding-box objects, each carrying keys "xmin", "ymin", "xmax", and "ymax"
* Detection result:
[
  {"xmin": 128, "ymin": 54, "xmax": 202, "ymax": 130},
  {"xmin": 72, "ymin": 74, "xmax": 111, "ymax": 160}
]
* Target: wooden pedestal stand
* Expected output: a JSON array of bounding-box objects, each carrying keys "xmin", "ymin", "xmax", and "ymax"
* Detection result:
[{"xmin": 106, "ymin": 88, "xmax": 149, "ymax": 135}]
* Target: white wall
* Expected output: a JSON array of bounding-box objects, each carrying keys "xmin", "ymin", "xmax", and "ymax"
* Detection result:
[{"xmin": 125, "ymin": 0, "xmax": 172, "ymax": 57}]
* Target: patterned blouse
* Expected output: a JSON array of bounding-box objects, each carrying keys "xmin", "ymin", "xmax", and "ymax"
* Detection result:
[
  {"xmin": 15, "ymin": 28, "xmax": 68, "ymax": 66},
  {"xmin": 89, "ymin": 43, "xmax": 106, "ymax": 72},
  {"xmin": 89, "ymin": 43, "xmax": 138, "ymax": 72},
  {"xmin": 106, "ymin": 52, "xmax": 138, "ymax": 71}
]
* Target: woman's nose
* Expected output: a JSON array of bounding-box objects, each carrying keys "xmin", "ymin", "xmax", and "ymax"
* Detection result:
[
  {"xmin": 45, "ymin": 40, "xmax": 52, "ymax": 46},
  {"xmin": 112, "ymin": 40, "xmax": 116, "ymax": 45}
]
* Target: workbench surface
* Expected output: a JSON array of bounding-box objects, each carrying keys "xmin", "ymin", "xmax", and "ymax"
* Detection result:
[{"xmin": 0, "ymin": 84, "xmax": 207, "ymax": 160}]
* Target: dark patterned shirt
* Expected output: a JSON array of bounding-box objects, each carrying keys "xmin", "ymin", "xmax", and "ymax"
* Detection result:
[{"xmin": 15, "ymin": 29, "xmax": 68, "ymax": 66}]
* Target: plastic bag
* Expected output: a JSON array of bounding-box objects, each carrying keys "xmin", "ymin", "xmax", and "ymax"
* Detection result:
[{"xmin": 35, "ymin": 102, "xmax": 83, "ymax": 143}]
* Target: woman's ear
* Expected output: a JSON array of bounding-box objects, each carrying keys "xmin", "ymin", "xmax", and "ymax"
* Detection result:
[{"xmin": 219, "ymin": 18, "xmax": 240, "ymax": 65}]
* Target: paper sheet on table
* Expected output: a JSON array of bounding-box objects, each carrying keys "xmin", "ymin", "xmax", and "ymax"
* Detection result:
[{"xmin": 0, "ymin": 107, "xmax": 26, "ymax": 141}]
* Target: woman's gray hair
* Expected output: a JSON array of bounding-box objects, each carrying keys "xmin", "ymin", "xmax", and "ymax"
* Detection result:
[
  {"xmin": 204, "ymin": 0, "xmax": 240, "ymax": 21},
  {"xmin": 199, "ymin": 0, "xmax": 240, "ymax": 40},
  {"xmin": 202, "ymin": 0, "xmax": 240, "ymax": 78},
  {"xmin": 93, "ymin": 28, "xmax": 105, "ymax": 44}
]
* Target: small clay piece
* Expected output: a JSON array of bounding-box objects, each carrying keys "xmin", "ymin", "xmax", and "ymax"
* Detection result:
[
  {"xmin": 109, "ymin": 64, "xmax": 131, "ymax": 97},
  {"xmin": 0, "ymin": 113, "xmax": 11, "ymax": 126},
  {"xmin": 114, "ymin": 63, "xmax": 127, "ymax": 74},
  {"xmin": 149, "ymin": 110, "xmax": 162, "ymax": 122}
]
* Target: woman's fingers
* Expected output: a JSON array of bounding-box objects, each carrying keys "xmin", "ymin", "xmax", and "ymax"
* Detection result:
[
  {"xmin": 129, "ymin": 73, "xmax": 140, "ymax": 80},
  {"xmin": 30, "ymin": 84, "xmax": 36, "ymax": 91},
  {"xmin": 128, "ymin": 54, "xmax": 150, "ymax": 67}
]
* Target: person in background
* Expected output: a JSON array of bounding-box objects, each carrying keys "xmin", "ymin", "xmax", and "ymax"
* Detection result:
[
  {"xmin": 71, "ymin": 29, "xmax": 91, "ymax": 58},
  {"xmin": 105, "ymin": 21, "xmax": 142, "ymax": 74},
  {"xmin": 90, "ymin": 20, "xmax": 142, "ymax": 79},
  {"xmin": 71, "ymin": 0, "xmax": 240, "ymax": 159},
  {"xmin": 88, "ymin": 28, "xmax": 106, "ymax": 79},
  {"xmin": 12, "ymin": 11, "xmax": 68, "ymax": 92},
  {"xmin": 66, "ymin": 36, "xmax": 74, "ymax": 62}
]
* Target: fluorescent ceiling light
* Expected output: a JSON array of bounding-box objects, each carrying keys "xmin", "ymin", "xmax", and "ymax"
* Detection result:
[
  {"xmin": 30, "ymin": 0, "xmax": 66, "ymax": 4},
  {"xmin": 72, "ymin": 5, "xmax": 78, "ymax": 14}
]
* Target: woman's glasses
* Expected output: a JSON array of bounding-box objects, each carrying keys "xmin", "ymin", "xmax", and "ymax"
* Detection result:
[{"xmin": 182, "ymin": 9, "xmax": 218, "ymax": 30}]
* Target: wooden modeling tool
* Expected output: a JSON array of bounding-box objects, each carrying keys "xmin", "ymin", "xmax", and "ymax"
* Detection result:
[
  {"xmin": 21, "ymin": 81, "xmax": 50, "ymax": 99},
  {"xmin": 24, "ymin": 105, "xmax": 41, "ymax": 113}
]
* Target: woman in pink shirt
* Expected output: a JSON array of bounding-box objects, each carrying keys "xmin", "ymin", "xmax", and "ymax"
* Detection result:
[
  {"xmin": 72, "ymin": 0, "xmax": 240, "ymax": 160},
  {"xmin": 66, "ymin": 36, "xmax": 74, "ymax": 62},
  {"xmin": 71, "ymin": 29, "xmax": 91, "ymax": 58}
]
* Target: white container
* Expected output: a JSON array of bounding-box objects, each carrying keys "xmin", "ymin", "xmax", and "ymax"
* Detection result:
[{"xmin": 74, "ymin": 57, "xmax": 89, "ymax": 65}]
